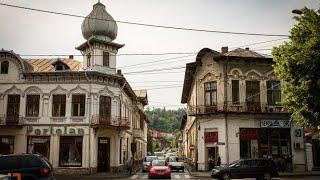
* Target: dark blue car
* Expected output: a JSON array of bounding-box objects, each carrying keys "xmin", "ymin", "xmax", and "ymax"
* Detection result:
[
  {"xmin": 0, "ymin": 154, "xmax": 55, "ymax": 180},
  {"xmin": 211, "ymin": 158, "xmax": 278, "ymax": 180}
]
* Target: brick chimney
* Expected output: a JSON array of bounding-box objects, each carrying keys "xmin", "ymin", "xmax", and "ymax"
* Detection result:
[
  {"xmin": 117, "ymin": 69, "xmax": 122, "ymax": 75},
  {"xmin": 221, "ymin": 46, "xmax": 228, "ymax": 54},
  {"xmin": 69, "ymin": 55, "xmax": 74, "ymax": 59}
]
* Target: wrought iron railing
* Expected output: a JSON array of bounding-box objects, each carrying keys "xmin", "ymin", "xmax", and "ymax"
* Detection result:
[
  {"xmin": 91, "ymin": 115, "xmax": 130, "ymax": 129},
  {"xmin": 0, "ymin": 115, "xmax": 24, "ymax": 126},
  {"xmin": 187, "ymin": 102, "xmax": 290, "ymax": 115}
]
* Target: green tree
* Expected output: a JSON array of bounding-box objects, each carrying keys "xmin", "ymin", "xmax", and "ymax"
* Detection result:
[
  {"xmin": 272, "ymin": 7, "xmax": 320, "ymax": 128},
  {"xmin": 147, "ymin": 129, "xmax": 154, "ymax": 154}
]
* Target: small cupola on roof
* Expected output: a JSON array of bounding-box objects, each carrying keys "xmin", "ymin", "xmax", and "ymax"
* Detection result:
[{"xmin": 81, "ymin": 2, "xmax": 118, "ymax": 42}]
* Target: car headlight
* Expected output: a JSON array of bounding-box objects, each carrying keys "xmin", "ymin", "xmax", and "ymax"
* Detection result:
[{"xmin": 211, "ymin": 169, "xmax": 220, "ymax": 174}]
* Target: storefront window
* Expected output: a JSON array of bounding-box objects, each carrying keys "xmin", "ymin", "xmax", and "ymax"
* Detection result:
[
  {"xmin": 27, "ymin": 136, "xmax": 50, "ymax": 159},
  {"xmin": 0, "ymin": 136, "xmax": 14, "ymax": 155},
  {"xmin": 239, "ymin": 128, "xmax": 260, "ymax": 159},
  {"xmin": 59, "ymin": 136, "xmax": 83, "ymax": 167}
]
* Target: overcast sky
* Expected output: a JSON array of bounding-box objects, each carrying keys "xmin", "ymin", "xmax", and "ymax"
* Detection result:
[{"xmin": 0, "ymin": 0, "xmax": 319, "ymax": 109}]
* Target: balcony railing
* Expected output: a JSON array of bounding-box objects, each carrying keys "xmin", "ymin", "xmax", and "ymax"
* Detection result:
[
  {"xmin": 0, "ymin": 115, "xmax": 24, "ymax": 128},
  {"xmin": 91, "ymin": 115, "xmax": 130, "ymax": 130},
  {"xmin": 188, "ymin": 102, "xmax": 290, "ymax": 116},
  {"xmin": 188, "ymin": 105, "xmax": 220, "ymax": 115},
  {"xmin": 133, "ymin": 128, "xmax": 144, "ymax": 139}
]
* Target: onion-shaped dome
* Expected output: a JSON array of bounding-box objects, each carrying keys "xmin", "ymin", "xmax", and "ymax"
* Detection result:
[{"xmin": 81, "ymin": 2, "xmax": 118, "ymax": 42}]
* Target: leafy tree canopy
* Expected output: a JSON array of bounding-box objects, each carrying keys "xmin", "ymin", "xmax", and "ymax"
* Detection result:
[
  {"xmin": 272, "ymin": 7, "xmax": 320, "ymax": 127},
  {"xmin": 144, "ymin": 107, "xmax": 186, "ymax": 133}
]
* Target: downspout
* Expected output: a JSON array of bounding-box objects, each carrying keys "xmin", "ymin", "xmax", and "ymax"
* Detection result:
[
  {"xmin": 82, "ymin": 42, "xmax": 92, "ymax": 174},
  {"xmin": 224, "ymin": 57, "xmax": 229, "ymax": 164}
]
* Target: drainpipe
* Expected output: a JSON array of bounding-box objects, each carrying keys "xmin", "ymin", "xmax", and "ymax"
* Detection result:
[
  {"xmin": 82, "ymin": 46, "xmax": 92, "ymax": 174},
  {"xmin": 224, "ymin": 57, "xmax": 229, "ymax": 164}
]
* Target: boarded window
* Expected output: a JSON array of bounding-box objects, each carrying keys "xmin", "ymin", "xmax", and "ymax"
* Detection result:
[
  {"xmin": 26, "ymin": 95, "xmax": 40, "ymax": 117},
  {"xmin": 52, "ymin": 95, "xmax": 66, "ymax": 117},
  {"xmin": 72, "ymin": 94, "xmax": 85, "ymax": 116},
  {"xmin": 103, "ymin": 52, "xmax": 109, "ymax": 67}
]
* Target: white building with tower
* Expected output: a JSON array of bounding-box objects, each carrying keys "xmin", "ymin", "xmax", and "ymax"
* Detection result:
[{"xmin": 0, "ymin": 1, "xmax": 148, "ymax": 174}]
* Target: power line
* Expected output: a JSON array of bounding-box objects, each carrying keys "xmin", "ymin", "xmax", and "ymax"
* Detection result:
[
  {"xmin": 123, "ymin": 66, "xmax": 185, "ymax": 75},
  {"xmin": 125, "ymin": 71, "xmax": 185, "ymax": 75},
  {"xmin": 19, "ymin": 52, "xmax": 196, "ymax": 57},
  {"xmin": 0, "ymin": 2, "xmax": 289, "ymax": 37},
  {"xmin": 230, "ymin": 37, "xmax": 288, "ymax": 49},
  {"xmin": 118, "ymin": 54, "xmax": 195, "ymax": 68}
]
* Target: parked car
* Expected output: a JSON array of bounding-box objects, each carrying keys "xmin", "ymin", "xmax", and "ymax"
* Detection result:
[
  {"xmin": 0, "ymin": 154, "xmax": 55, "ymax": 180},
  {"xmin": 143, "ymin": 156, "xmax": 158, "ymax": 172},
  {"xmin": 148, "ymin": 160, "xmax": 171, "ymax": 179},
  {"xmin": 211, "ymin": 158, "xmax": 278, "ymax": 180},
  {"xmin": 154, "ymin": 152, "xmax": 165, "ymax": 160},
  {"xmin": 167, "ymin": 156, "xmax": 184, "ymax": 172}
]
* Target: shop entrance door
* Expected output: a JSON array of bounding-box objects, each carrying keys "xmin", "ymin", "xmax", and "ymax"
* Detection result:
[
  {"xmin": 98, "ymin": 137, "xmax": 110, "ymax": 172},
  {"xmin": 206, "ymin": 147, "xmax": 218, "ymax": 170}
]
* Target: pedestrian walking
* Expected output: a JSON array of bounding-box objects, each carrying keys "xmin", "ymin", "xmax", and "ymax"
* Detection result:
[{"xmin": 216, "ymin": 155, "xmax": 221, "ymax": 166}]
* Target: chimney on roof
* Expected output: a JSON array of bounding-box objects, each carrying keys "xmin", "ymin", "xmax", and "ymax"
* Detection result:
[
  {"xmin": 69, "ymin": 55, "xmax": 74, "ymax": 59},
  {"xmin": 117, "ymin": 69, "xmax": 122, "ymax": 75},
  {"xmin": 221, "ymin": 46, "xmax": 228, "ymax": 54},
  {"xmin": 245, "ymin": 47, "xmax": 249, "ymax": 51}
]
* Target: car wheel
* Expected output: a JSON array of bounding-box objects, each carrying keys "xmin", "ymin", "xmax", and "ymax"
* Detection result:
[
  {"xmin": 222, "ymin": 173, "xmax": 230, "ymax": 180},
  {"xmin": 263, "ymin": 173, "xmax": 271, "ymax": 180}
]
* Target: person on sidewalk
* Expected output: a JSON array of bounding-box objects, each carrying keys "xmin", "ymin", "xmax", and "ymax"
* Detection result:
[
  {"xmin": 216, "ymin": 155, "xmax": 221, "ymax": 167},
  {"xmin": 127, "ymin": 157, "xmax": 133, "ymax": 175},
  {"xmin": 208, "ymin": 156, "xmax": 215, "ymax": 171}
]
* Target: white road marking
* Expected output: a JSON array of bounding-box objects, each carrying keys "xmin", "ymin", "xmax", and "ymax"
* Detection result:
[
  {"xmin": 174, "ymin": 174, "xmax": 180, "ymax": 178},
  {"xmin": 130, "ymin": 174, "xmax": 138, "ymax": 179},
  {"xmin": 184, "ymin": 174, "xmax": 191, "ymax": 179},
  {"xmin": 142, "ymin": 175, "xmax": 148, "ymax": 179}
]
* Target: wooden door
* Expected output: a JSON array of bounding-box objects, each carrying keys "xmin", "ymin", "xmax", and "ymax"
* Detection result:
[{"xmin": 97, "ymin": 137, "xmax": 110, "ymax": 172}]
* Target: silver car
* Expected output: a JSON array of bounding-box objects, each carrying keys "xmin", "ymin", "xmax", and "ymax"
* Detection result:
[{"xmin": 142, "ymin": 156, "xmax": 158, "ymax": 172}]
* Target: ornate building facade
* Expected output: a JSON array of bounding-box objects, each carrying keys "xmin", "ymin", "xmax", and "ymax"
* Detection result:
[
  {"xmin": 181, "ymin": 47, "xmax": 314, "ymax": 172},
  {"xmin": 0, "ymin": 2, "xmax": 148, "ymax": 174}
]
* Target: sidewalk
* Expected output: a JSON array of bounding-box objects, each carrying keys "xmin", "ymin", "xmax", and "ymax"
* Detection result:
[
  {"xmin": 56, "ymin": 166, "xmax": 141, "ymax": 180},
  {"xmin": 188, "ymin": 170, "xmax": 320, "ymax": 179},
  {"xmin": 185, "ymin": 163, "xmax": 320, "ymax": 179}
]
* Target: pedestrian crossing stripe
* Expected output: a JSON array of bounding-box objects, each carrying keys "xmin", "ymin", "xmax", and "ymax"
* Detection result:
[{"xmin": 130, "ymin": 174, "xmax": 191, "ymax": 179}]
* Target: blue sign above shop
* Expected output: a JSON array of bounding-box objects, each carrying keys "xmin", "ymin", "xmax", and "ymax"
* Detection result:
[{"xmin": 261, "ymin": 120, "xmax": 291, "ymax": 128}]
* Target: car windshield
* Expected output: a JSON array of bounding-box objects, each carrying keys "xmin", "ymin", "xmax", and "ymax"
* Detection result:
[
  {"xmin": 154, "ymin": 152, "xmax": 164, "ymax": 157},
  {"xmin": 169, "ymin": 156, "xmax": 178, "ymax": 162},
  {"xmin": 152, "ymin": 160, "xmax": 166, "ymax": 166},
  {"xmin": 145, "ymin": 156, "xmax": 157, "ymax": 162},
  {"xmin": 228, "ymin": 159, "xmax": 242, "ymax": 167}
]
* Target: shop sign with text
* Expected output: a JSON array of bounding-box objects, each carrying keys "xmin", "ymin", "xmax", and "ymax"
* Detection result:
[{"xmin": 261, "ymin": 120, "xmax": 291, "ymax": 128}]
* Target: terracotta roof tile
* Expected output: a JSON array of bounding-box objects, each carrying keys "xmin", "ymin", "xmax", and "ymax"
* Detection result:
[
  {"xmin": 225, "ymin": 48, "xmax": 264, "ymax": 58},
  {"xmin": 25, "ymin": 58, "xmax": 82, "ymax": 72}
]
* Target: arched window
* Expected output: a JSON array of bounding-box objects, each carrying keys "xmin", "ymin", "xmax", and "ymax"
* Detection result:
[{"xmin": 1, "ymin": 61, "xmax": 9, "ymax": 74}]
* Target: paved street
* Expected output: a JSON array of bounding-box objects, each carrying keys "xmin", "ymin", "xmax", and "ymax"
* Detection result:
[{"xmin": 129, "ymin": 170, "xmax": 192, "ymax": 179}]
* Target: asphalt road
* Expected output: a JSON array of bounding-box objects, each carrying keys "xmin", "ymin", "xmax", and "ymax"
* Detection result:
[{"xmin": 129, "ymin": 170, "xmax": 191, "ymax": 179}]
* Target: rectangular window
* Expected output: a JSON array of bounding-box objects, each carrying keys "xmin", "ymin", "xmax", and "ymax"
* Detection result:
[
  {"xmin": 246, "ymin": 81, "xmax": 260, "ymax": 103},
  {"xmin": 204, "ymin": 81, "xmax": 217, "ymax": 106},
  {"xmin": 99, "ymin": 96, "xmax": 111, "ymax": 118},
  {"xmin": 6, "ymin": 95, "xmax": 20, "ymax": 123},
  {"xmin": 0, "ymin": 136, "xmax": 14, "ymax": 155},
  {"xmin": 59, "ymin": 136, "xmax": 83, "ymax": 167},
  {"xmin": 26, "ymin": 95, "xmax": 40, "ymax": 117},
  {"xmin": 232, "ymin": 80, "xmax": 240, "ymax": 104},
  {"xmin": 72, "ymin": 94, "xmax": 85, "ymax": 116},
  {"xmin": 267, "ymin": 81, "xmax": 281, "ymax": 105},
  {"xmin": 103, "ymin": 52, "xmax": 109, "ymax": 67},
  {"xmin": 27, "ymin": 136, "xmax": 50, "ymax": 159},
  {"xmin": 52, "ymin": 95, "xmax": 66, "ymax": 117}
]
